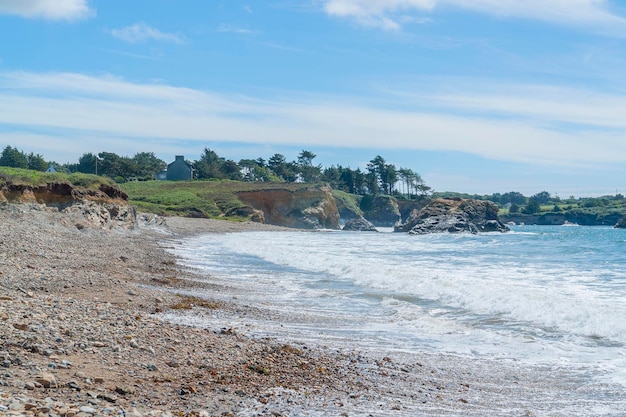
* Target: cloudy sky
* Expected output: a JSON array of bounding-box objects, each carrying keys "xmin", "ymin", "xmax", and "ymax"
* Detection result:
[{"xmin": 1, "ymin": 0, "xmax": 626, "ymax": 196}]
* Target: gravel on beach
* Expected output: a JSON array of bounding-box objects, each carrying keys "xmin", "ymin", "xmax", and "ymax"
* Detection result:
[{"xmin": 1, "ymin": 204, "xmax": 625, "ymax": 417}]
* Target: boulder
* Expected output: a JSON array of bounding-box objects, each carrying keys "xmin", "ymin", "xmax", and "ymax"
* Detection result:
[
  {"xmin": 395, "ymin": 197, "xmax": 509, "ymax": 235},
  {"xmin": 615, "ymin": 215, "xmax": 626, "ymax": 228},
  {"xmin": 342, "ymin": 217, "xmax": 378, "ymax": 232}
]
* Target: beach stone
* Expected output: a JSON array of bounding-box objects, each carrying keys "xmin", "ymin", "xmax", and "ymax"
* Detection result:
[
  {"xmin": 35, "ymin": 373, "xmax": 57, "ymax": 388},
  {"xmin": 115, "ymin": 385, "xmax": 135, "ymax": 395},
  {"xmin": 12, "ymin": 323, "xmax": 29, "ymax": 331},
  {"xmin": 79, "ymin": 405, "xmax": 98, "ymax": 414},
  {"xmin": 126, "ymin": 407, "xmax": 144, "ymax": 417}
]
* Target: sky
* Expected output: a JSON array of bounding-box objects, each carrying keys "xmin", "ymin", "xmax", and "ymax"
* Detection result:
[{"xmin": 1, "ymin": 0, "xmax": 626, "ymax": 196}]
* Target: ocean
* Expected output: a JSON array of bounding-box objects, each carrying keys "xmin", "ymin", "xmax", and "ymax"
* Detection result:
[{"xmin": 164, "ymin": 225, "xmax": 626, "ymax": 407}]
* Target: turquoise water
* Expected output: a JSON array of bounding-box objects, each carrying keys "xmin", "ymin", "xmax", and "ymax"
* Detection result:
[{"xmin": 170, "ymin": 225, "xmax": 626, "ymax": 384}]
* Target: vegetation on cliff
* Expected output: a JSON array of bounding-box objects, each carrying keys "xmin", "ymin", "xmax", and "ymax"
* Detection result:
[
  {"xmin": 2, "ymin": 145, "xmax": 625, "ymax": 226},
  {"xmin": 436, "ymin": 190, "xmax": 626, "ymax": 226},
  {"xmin": 0, "ymin": 167, "xmax": 117, "ymax": 191},
  {"xmin": 120, "ymin": 180, "xmax": 333, "ymax": 221}
]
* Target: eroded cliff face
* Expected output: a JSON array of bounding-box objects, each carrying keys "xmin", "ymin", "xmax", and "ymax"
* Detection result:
[
  {"xmin": 237, "ymin": 185, "xmax": 340, "ymax": 229},
  {"xmin": 0, "ymin": 182, "xmax": 136, "ymax": 230}
]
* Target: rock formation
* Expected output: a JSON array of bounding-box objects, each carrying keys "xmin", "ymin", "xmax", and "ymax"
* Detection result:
[
  {"xmin": 342, "ymin": 217, "xmax": 378, "ymax": 232},
  {"xmin": 396, "ymin": 198, "xmax": 430, "ymax": 223},
  {"xmin": 237, "ymin": 185, "xmax": 340, "ymax": 229},
  {"xmin": 395, "ymin": 197, "xmax": 509, "ymax": 235},
  {"xmin": 333, "ymin": 194, "xmax": 363, "ymax": 222},
  {"xmin": 615, "ymin": 215, "xmax": 626, "ymax": 228},
  {"xmin": 0, "ymin": 181, "xmax": 137, "ymax": 230},
  {"xmin": 360, "ymin": 195, "xmax": 401, "ymax": 227}
]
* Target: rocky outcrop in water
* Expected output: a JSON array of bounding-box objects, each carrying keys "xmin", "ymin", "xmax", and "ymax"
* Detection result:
[
  {"xmin": 615, "ymin": 215, "xmax": 626, "ymax": 228},
  {"xmin": 342, "ymin": 217, "xmax": 378, "ymax": 232},
  {"xmin": 395, "ymin": 197, "xmax": 509, "ymax": 235},
  {"xmin": 237, "ymin": 185, "xmax": 340, "ymax": 229}
]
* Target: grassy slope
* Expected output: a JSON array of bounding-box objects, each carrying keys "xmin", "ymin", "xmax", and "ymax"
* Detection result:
[
  {"xmin": 120, "ymin": 180, "xmax": 320, "ymax": 219},
  {"xmin": 331, "ymin": 189, "xmax": 363, "ymax": 217}
]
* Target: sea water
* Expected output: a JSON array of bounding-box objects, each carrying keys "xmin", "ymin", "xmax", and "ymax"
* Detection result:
[{"xmin": 166, "ymin": 225, "xmax": 626, "ymax": 386}]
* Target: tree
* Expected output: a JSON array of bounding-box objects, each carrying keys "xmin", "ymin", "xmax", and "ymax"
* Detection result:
[
  {"xmin": 221, "ymin": 159, "xmax": 242, "ymax": 181},
  {"xmin": 365, "ymin": 171, "xmax": 379, "ymax": 195},
  {"xmin": 132, "ymin": 152, "xmax": 166, "ymax": 179},
  {"xmin": 366, "ymin": 155, "xmax": 398, "ymax": 195},
  {"xmin": 27, "ymin": 152, "xmax": 48, "ymax": 171},
  {"xmin": 523, "ymin": 199, "xmax": 541, "ymax": 214},
  {"xmin": 380, "ymin": 163, "xmax": 398, "ymax": 195},
  {"xmin": 239, "ymin": 159, "xmax": 258, "ymax": 181},
  {"xmin": 500, "ymin": 192, "xmax": 527, "ymax": 206},
  {"xmin": 96, "ymin": 152, "xmax": 137, "ymax": 181},
  {"xmin": 194, "ymin": 148, "xmax": 223, "ymax": 179},
  {"xmin": 296, "ymin": 150, "xmax": 321, "ymax": 183},
  {"xmin": 397, "ymin": 168, "xmax": 412, "ymax": 198},
  {"xmin": 73, "ymin": 152, "xmax": 98, "ymax": 174},
  {"xmin": 352, "ymin": 168, "xmax": 366, "ymax": 195},
  {"xmin": 531, "ymin": 191, "xmax": 551, "ymax": 205},
  {"xmin": 321, "ymin": 165, "xmax": 341, "ymax": 188},
  {"xmin": 267, "ymin": 153, "xmax": 296, "ymax": 182},
  {"xmin": 0, "ymin": 146, "xmax": 28, "ymax": 168},
  {"xmin": 366, "ymin": 156, "xmax": 385, "ymax": 195},
  {"xmin": 410, "ymin": 172, "xmax": 431, "ymax": 196}
]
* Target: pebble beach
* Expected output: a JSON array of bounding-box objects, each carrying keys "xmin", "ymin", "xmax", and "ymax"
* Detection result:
[{"xmin": 1, "ymin": 204, "xmax": 625, "ymax": 417}]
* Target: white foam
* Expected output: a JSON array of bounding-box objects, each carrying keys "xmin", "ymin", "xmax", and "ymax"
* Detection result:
[{"xmin": 167, "ymin": 226, "xmax": 626, "ymax": 384}]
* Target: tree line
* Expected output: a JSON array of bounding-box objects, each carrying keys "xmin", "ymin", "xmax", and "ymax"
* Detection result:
[
  {"xmin": 5, "ymin": 144, "xmax": 618, "ymax": 209},
  {"xmin": 0, "ymin": 145, "xmax": 431, "ymax": 199},
  {"xmin": 435, "ymin": 190, "xmax": 625, "ymax": 214}
]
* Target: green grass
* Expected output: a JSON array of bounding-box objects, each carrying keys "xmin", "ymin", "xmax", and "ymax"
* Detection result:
[
  {"xmin": 0, "ymin": 167, "xmax": 115, "ymax": 190},
  {"xmin": 121, "ymin": 179, "xmax": 321, "ymax": 219},
  {"xmin": 331, "ymin": 189, "xmax": 363, "ymax": 217}
]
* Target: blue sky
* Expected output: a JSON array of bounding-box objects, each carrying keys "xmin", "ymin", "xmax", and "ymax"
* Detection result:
[{"xmin": 1, "ymin": 0, "xmax": 626, "ymax": 196}]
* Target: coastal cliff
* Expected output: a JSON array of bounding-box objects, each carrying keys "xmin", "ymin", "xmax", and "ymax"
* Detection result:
[
  {"xmin": 359, "ymin": 195, "xmax": 401, "ymax": 227},
  {"xmin": 503, "ymin": 212, "xmax": 623, "ymax": 226},
  {"xmin": 238, "ymin": 184, "xmax": 340, "ymax": 229},
  {"xmin": 0, "ymin": 180, "xmax": 136, "ymax": 229},
  {"xmin": 395, "ymin": 197, "xmax": 509, "ymax": 234}
]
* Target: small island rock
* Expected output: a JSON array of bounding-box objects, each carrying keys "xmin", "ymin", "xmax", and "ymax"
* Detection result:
[
  {"xmin": 395, "ymin": 197, "xmax": 509, "ymax": 235},
  {"xmin": 342, "ymin": 217, "xmax": 378, "ymax": 232}
]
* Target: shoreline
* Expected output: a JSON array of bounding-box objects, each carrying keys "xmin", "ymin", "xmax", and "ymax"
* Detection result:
[{"xmin": 1, "ymin": 206, "xmax": 625, "ymax": 416}]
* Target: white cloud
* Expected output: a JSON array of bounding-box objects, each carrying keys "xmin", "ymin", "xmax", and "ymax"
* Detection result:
[
  {"xmin": 217, "ymin": 24, "xmax": 259, "ymax": 35},
  {"xmin": 110, "ymin": 23, "xmax": 185, "ymax": 44},
  {"xmin": 323, "ymin": 0, "xmax": 626, "ymax": 33},
  {"xmin": 1, "ymin": 71, "xmax": 626, "ymax": 168},
  {"xmin": 324, "ymin": 0, "xmax": 434, "ymax": 29},
  {"xmin": 0, "ymin": 0, "xmax": 93, "ymax": 20}
]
